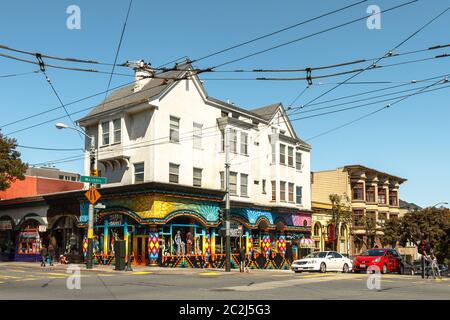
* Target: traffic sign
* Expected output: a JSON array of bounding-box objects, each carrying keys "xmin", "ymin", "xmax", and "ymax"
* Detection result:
[
  {"xmin": 81, "ymin": 175, "xmax": 107, "ymax": 184},
  {"xmin": 85, "ymin": 186, "xmax": 101, "ymax": 205}
]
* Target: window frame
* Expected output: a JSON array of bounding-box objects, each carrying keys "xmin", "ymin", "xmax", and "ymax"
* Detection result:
[
  {"xmin": 288, "ymin": 183, "xmax": 294, "ymax": 202},
  {"xmin": 240, "ymin": 132, "xmax": 248, "ymax": 155},
  {"xmin": 133, "ymin": 162, "xmax": 145, "ymax": 183},
  {"xmin": 193, "ymin": 167, "xmax": 202, "ymax": 187},
  {"xmin": 287, "ymin": 146, "xmax": 294, "ymax": 167},
  {"xmin": 295, "ymin": 152, "xmax": 302, "ymax": 171},
  {"xmin": 169, "ymin": 163, "xmax": 180, "ymax": 184},
  {"xmin": 280, "ymin": 181, "xmax": 286, "ymax": 202},
  {"xmin": 169, "ymin": 116, "xmax": 180, "ymax": 143},
  {"xmin": 279, "ymin": 144, "xmax": 286, "ymax": 165},
  {"xmin": 113, "ymin": 119, "xmax": 121, "ymax": 144},
  {"xmin": 296, "ymin": 186, "xmax": 303, "ymax": 204},
  {"xmin": 101, "ymin": 121, "xmax": 110, "ymax": 146},
  {"xmin": 240, "ymin": 173, "xmax": 248, "ymax": 197},
  {"xmin": 193, "ymin": 122, "xmax": 203, "ymax": 149},
  {"xmin": 271, "ymin": 181, "xmax": 276, "ymax": 201},
  {"xmin": 229, "ymin": 172, "xmax": 238, "ymax": 195}
]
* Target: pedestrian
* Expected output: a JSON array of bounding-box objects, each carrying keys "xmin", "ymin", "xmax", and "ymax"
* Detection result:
[
  {"xmin": 420, "ymin": 240, "xmax": 431, "ymax": 279},
  {"xmin": 47, "ymin": 244, "xmax": 55, "ymax": 266},
  {"xmin": 40, "ymin": 246, "xmax": 48, "ymax": 267},
  {"xmin": 239, "ymin": 246, "xmax": 248, "ymax": 273}
]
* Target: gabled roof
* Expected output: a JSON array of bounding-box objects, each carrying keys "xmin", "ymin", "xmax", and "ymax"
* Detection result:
[
  {"xmin": 77, "ymin": 66, "xmax": 190, "ymax": 124},
  {"xmin": 251, "ymin": 102, "xmax": 311, "ymax": 149},
  {"xmin": 251, "ymin": 103, "xmax": 281, "ymax": 121}
]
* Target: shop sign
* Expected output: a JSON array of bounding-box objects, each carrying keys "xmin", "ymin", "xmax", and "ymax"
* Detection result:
[
  {"xmin": 108, "ymin": 214, "xmax": 123, "ymax": 226},
  {"xmin": 38, "ymin": 225, "xmax": 47, "ymax": 233},
  {"xmin": 0, "ymin": 220, "xmax": 13, "ymax": 230},
  {"xmin": 230, "ymin": 228, "xmax": 243, "ymax": 237}
]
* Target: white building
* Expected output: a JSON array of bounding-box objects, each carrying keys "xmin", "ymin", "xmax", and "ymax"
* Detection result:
[
  {"xmin": 76, "ymin": 60, "xmax": 313, "ymax": 267},
  {"xmin": 78, "ymin": 61, "xmax": 311, "ymax": 211}
]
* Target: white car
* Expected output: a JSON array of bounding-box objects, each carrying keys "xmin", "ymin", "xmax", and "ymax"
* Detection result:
[{"xmin": 291, "ymin": 251, "xmax": 353, "ymax": 273}]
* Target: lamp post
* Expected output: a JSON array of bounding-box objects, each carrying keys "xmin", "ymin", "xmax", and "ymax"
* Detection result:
[
  {"xmin": 431, "ymin": 202, "xmax": 448, "ymax": 208},
  {"xmin": 56, "ymin": 122, "xmax": 96, "ymax": 269}
]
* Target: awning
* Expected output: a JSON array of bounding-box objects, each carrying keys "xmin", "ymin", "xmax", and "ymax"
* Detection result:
[
  {"xmin": 18, "ymin": 215, "xmax": 48, "ymax": 229},
  {"xmin": 299, "ymin": 238, "xmax": 315, "ymax": 248}
]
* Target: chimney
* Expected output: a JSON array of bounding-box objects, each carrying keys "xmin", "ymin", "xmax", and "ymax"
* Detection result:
[{"xmin": 133, "ymin": 60, "xmax": 154, "ymax": 92}]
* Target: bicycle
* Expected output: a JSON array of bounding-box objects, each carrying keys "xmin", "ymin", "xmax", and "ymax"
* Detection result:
[{"xmin": 425, "ymin": 256, "xmax": 442, "ymax": 280}]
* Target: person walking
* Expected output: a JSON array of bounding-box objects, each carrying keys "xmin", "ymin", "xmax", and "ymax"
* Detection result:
[
  {"xmin": 420, "ymin": 240, "xmax": 431, "ymax": 279},
  {"xmin": 40, "ymin": 246, "xmax": 48, "ymax": 267},
  {"xmin": 47, "ymin": 244, "xmax": 55, "ymax": 266},
  {"xmin": 239, "ymin": 246, "xmax": 249, "ymax": 273}
]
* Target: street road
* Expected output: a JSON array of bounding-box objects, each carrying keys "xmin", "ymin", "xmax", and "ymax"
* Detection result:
[{"xmin": 0, "ymin": 262, "xmax": 448, "ymax": 300}]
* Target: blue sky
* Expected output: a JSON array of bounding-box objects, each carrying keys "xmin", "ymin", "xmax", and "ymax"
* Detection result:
[{"xmin": 0, "ymin": 0, "xmax": 449, "ymax": 207}]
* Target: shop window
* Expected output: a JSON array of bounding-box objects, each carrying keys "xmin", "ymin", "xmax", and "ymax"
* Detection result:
[
  {"xmin": 170, "ymin": 116, "xmax": 180, "ymax": 143},
  {"xmin": 51, "ymin": 216, "xmax": 80, "ymax": 256},
  {"xmin": 169, "ymin": 163, "xmax": 180, "ymax": 184}
]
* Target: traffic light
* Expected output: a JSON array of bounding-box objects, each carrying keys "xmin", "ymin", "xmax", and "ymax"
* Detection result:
[{"xmin": 218, "ymin": 209, "xmax": 224, "ymax": 223}]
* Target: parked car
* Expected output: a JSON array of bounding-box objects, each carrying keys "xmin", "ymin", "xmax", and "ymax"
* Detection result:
[
  {"xmin": 291, "ymin": 251, "xmax": 353, "ymax": 273},
  {"xmin": 400, "ymin": 260, "xmax": 417, "ymax": 275},
  {"xmin": 353, "ymin": 248, "xmax": 405, "ymax": 274},
  {"xmin": 412, "ymin": 261, "xmax": 449, "ymax": 277}
]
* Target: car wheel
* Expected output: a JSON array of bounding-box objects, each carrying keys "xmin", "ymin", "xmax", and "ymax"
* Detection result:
[
  {"xmin": 381, "ymin": 264, "xmax": 388, "ymax": 274},
  {"xmin": 399, "ymin": 265, "xmax": 404, "ymax": 275},
  {"xmin": 320, "ymin": 262, "xmax": 327, "ymax": 273},
  {"xmin": 343, "ymin": 263, "xmax": 349, "ymax": 273}
]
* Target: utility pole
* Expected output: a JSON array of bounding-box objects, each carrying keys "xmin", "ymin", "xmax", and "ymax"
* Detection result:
[
  {"xmin": 86, "ymin": 135, "xmax": 96, "ymax": 269},
  {"xmin": 225, "ymin": 127, "xmax": 231, "ymax": 272}
]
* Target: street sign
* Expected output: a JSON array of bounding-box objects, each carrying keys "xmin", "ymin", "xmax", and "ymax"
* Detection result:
[
  {"xmin": 94, "ymin": 203, "xmax": 106, "ymax": 209},
  {"xmin": 80, "ymin": 175, "xmax": 107, "ymax": 184},
  {"xmin": 85, "ymin": 186, "xmax": 101, "ymax": 205}
]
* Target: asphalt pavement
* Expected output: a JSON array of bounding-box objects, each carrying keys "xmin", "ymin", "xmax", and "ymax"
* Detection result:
[{"xmin": 0, "ymin": 262, "xmax": 448, "ymax": 300}]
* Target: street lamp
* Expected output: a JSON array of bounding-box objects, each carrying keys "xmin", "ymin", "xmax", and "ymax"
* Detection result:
[
  {"xmin": 55, "ymin": 122, "xmax": 96, "ymax": 269},
  {"xmin": 431, "ymin": 202, "xmax": 448, "ymax": 208}
]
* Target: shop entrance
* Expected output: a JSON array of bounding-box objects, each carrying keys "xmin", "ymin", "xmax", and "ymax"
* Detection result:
[{"xmin": 133, "ymin": 235, "xmax": 149, "ymax": 266}]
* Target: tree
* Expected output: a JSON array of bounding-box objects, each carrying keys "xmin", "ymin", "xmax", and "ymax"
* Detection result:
[
  {"xmin": 381, "ymin": 218, "xmax": 401, "ymax": 248},
  {"xmin": 0, "ymin": 133, "xmax": 27, "ymax": 191},
  {"xmin": 329, "ymin": 194, "xmax": 352, "ymax": 252},
  {"xmin": 398, "ymin": 208, "xmax": 450, "ymax": 264}
]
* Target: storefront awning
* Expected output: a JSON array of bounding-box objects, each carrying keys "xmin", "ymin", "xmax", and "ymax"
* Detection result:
[{"xmin": 299, "ymin": 238, "xmax": 315, "ymax": 248}]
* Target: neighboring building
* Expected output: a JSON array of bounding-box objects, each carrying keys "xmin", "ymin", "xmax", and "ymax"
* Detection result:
[
  {"xmin": 0, "ymin": 167, "xmax": 83, "ymax": 262},
  {"xmin": 0, "ymin": 167, "xmax": 82, "ymax": 200},
  {"xmin": 74, "ymin": 60, "xmax": 313, "ymax": 268},
  {"xmin": 311, "ymin": 165, "xmax": 406, "ymax": 256}
]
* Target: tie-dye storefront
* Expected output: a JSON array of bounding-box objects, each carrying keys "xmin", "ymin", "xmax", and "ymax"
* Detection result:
[{"xmin": 77, "ymin": 182, "xmax": 312, "ymax": 269}]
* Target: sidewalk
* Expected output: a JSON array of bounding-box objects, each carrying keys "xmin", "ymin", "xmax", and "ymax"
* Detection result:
[{"xmin": 0, "ymin": 261, "xmax": 293, "ymax": 274}]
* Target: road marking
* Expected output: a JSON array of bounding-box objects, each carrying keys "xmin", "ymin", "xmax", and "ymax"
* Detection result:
[
  {"xmin": 6, "ymin": 269, "xmax": 26, "ymax": 273},
  {"xmin": 221, "ymin": 274, "xmax": 348, "ymax": 291},
  {"xmin": 0, "ymin": 275, "xmax": 20, "ymax": 279},
  {"xmin": 200, "ymin": 272, "xmax": 221, "ymax": 276},
  {"xmin": 132, "ymin": 271, "xmax": 153, "ymax": 275},
  {"xmin": 14, "ymin": 278, "xmax": 40, "ymax": 282}
]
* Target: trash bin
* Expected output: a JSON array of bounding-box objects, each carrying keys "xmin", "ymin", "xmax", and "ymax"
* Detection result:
[{"xmin": 114, "ymin": 240, "xmax": 126, "ymax": 271}]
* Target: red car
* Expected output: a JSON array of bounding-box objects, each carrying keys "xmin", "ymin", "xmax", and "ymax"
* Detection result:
[{"xmin": 353, "ymin": 248, "xmax": 403, "ymax": 274}]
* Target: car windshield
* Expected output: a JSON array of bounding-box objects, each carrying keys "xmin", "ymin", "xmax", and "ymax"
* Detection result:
[
  {"xmin": 305, "ymin": 252, "xmax": 327, "ymax": 258},
  {"xmin": 362, "ymin": 249, "xmax": 385, "ymax": 256}
]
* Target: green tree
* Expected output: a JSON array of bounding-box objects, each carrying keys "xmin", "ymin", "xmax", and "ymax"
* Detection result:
[
  {"xmin": 329, "ymin": 194, "xmax": 352, "ymax": 252},
  {"xmin": 0, "ymin": 133, "xmax": 27, "ymax": 191},
  {"xmin": 381, "ymin": 218, "xmax": 401, "ymax": 248},
  {"xmin": 398, "ymin": 208, "xmax": 450, "ymax": 264}
]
